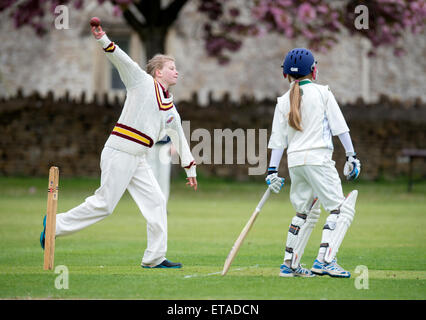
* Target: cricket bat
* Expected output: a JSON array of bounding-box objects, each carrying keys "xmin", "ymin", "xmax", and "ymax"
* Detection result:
[
  {"xmin": 43, "ymin": 166, "xmax": 59, "ymax": 270},
  {"xmin": 221, "ymin": 188, "xmax": 271, "ymax": 276}
]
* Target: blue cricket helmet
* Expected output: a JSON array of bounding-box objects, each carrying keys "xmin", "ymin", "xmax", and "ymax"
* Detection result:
[{"xmin": 282, "ymin": 48, "xmax": 317, "ymax": 78}]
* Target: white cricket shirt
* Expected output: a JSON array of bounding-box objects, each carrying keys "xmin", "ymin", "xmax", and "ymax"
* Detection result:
[
  {"xmin": 268, "ymin": 79, "xmax": 349, "ymax": 168},
  {"xmin": 96, "ymin": 35, "xmax": 196, "ymax": 176}
]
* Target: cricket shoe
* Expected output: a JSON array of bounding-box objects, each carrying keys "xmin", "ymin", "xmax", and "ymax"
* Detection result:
[
  {"xmin": 142, "ymin": 259, "xmax": 182, "ymax": 269},
  {"xmin": 279, "ymin": 264, "xmax": 315, "ymax": 278},
  {"xmin": 311, "ymin": 259, "xmax": 351, "ymax": 278},
  {"xmin": 40, "ymin": 215, "xmax": 46, "ymax": 250}
]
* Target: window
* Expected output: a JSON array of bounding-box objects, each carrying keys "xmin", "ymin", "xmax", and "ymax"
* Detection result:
[{"xmin": 92, "ymin": 30, "xmax": 144, "ymax": 98}]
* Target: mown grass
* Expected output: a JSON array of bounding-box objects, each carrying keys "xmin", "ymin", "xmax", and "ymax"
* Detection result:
[{"xmin": 0, "ymin": 175, "xmax": 425, "ymax": 300}]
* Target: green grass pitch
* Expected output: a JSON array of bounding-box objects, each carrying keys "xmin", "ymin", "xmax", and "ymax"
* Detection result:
[{"xmin": 0, "ymin": 175, "xmax": 425, "ymax": 300}]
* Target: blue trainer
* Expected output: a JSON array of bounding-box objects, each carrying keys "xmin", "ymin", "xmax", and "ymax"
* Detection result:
[
  {"xmin": 311, "ymin": 259, "xmax": 327, "ymax": 275},
  {"xmin": 280, "ymin": 264, "xmax": 315, "ymax": 278},
  {"xmin": 293, "ymin": 265, "xmax": 316, "ymax": 277},
  {"xmin": 324, "ymin": 259, "xmax": 351, "ymax": 278},
  {"xmin": 311, "ymin": 258, "xmax": 351, "ymax": 278},
  {"xmin": 279, "ymin": 264, "xmax": 294, "ymax": 277},
  {"xmin": 40, "ymin": 215, "xmax": 46, "ymax": 250},
  {"xmin": 142, "ymin": 259, "xmax": 182, "ymax": 269}
]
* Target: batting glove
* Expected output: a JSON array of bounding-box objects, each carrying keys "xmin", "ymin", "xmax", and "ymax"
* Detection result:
[
  {"xmin": 344, "ymin": 153, "xmax": 361, "ymax": 181},
  {"xmin": 265, "ymin": 167, "xmax": 285, "ymax": 193}
]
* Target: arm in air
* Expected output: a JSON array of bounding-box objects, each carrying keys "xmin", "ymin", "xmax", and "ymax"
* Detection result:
[{"xmin": 92, "ymin": 25, "xmax": 148, "ymax": 89}]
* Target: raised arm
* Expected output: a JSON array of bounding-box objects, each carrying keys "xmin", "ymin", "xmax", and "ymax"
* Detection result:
[{"xmin": 91, "ymin": 24, "xmax": 148, "ymax": 89}]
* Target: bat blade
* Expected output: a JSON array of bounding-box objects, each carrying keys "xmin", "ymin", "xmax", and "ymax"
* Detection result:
[{"xmin": 221, "ymin": 189, "xmax": 271, "ymax": 276}]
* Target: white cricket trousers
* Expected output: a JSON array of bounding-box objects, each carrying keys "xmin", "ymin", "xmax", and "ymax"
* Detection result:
[
  {"xmin": 146, "ymin": 142, "xmax": 171, "ymax": 203},
  {"xmin": 289, "ymin": 161, "xmax": 345, "ymax": 214},
  {"xmin": 56, "ymin": 146, "xmax": 168, "ymax": 266}
]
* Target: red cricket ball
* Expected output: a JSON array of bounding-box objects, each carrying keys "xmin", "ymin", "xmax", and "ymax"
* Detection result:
[{"xmin": 90, "ymin": 17, "xmax": 101, "ymax": 27}]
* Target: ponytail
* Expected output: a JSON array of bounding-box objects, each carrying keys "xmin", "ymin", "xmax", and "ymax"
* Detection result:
[{"xmin": 288, "ymin": 79, "xmax": 303, "ymax": 131}]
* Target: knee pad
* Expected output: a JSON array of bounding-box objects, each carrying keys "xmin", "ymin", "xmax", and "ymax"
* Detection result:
[{"xmin": 285, "ymin": 213, "xmax": 306, "ymax": 261}]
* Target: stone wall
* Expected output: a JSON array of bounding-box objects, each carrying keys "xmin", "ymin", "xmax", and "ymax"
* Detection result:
[{"xmin": 1, "ymin": 90, "xmax": 425, "ymax": 181}]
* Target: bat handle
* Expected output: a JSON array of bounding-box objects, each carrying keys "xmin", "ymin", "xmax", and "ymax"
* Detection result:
[{"xmin": 256, "ymin": 188, "xmax": 271, "ymax": 212}]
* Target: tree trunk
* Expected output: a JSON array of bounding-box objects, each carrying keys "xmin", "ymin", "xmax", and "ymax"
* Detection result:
[
  {"xmin": 139, "ymin": 26, "xmax": 168, "ymax": 60},
  {"xmin": 121, "ymin": 0, "xmax": 189, "ymax": 61}
]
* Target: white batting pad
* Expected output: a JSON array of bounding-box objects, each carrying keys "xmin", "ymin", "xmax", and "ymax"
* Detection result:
[
  {"xmin": 291, "ymin": 198, "xmax": 321, "ymax": 269},
  {"xmin": 324, "ymin": 190, "xmax": 358, "ymax": 264}
]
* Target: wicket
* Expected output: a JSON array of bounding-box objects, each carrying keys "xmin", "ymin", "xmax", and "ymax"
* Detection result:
[{"xmin": 43, "ymin": 166, "xmax": 59, "ymax": 270}]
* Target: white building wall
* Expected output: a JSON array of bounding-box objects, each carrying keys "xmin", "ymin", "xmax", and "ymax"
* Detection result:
[{"xmin": 0, "ymin": 1, "xmax": 424, "ymax": 104}]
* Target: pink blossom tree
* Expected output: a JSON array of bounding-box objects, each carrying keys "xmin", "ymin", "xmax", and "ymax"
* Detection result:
[
  {"xmin": 1, "ymin": 0, "xmax": 424, "ymax": 62},
  {"xmin": 200, "ymin": 0, "xmax": 426, "ymax": 63},
  {"xmin": 344, "ymin": 0, "xmax": 426, "ymax": 57},
  {"xmin": 0, "ymin": 0, "xmax": 188, "ymax": 59}
]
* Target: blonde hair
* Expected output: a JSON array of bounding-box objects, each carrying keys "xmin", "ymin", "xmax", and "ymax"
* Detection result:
[
  {"xmin": 288, "ymin": 74, "xmax": 312, "ymax": 131},
  {"xmin": 146, "ymin": 54, "xmax": 175, "ymax": 77}
]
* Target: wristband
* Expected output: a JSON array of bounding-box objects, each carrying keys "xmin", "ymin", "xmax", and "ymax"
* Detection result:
[
  {"xmin": 267, "ymin": 167, "xmax": 278, "ymax": 175},
  {"xmin": 346, "ymin": 152, "xmax": 357, "ymax": 160}
]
